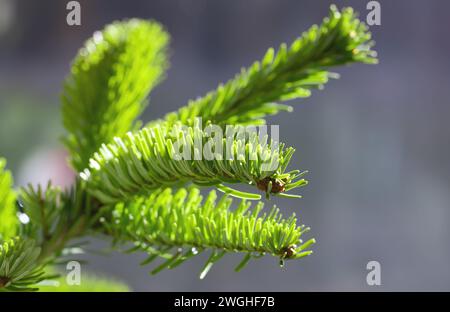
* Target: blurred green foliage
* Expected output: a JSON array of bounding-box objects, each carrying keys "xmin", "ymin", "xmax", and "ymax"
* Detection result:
[{"xmin": 38, "ymin": 272, "xmax": 130, "ymax": 292}]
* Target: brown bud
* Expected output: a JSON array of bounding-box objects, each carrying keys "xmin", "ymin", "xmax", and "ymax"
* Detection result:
[{"xmin": 256, "ymin": 177, "xmax": 285, "ymax": 193}]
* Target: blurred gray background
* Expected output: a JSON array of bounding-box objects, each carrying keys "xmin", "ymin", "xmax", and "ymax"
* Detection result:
[{"xmin": 1, "ymin": 0, "xmax": 449, "ymax": 291}]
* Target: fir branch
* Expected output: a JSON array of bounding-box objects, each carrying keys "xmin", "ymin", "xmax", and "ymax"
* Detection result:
[
  {"xmin": 160, "ymin": 6, "xmax": 377, "ymax": 127},
  {"xmin": 62, "ymin": 19, "xmax": 170, "ymax": 172},
  {"xmin": 0, "ymin": 158, "xmax": 17, "ymax": 240},
  {"xmin": 19, "ymin": 181, "xmax": 96, "ymax": 262},
  {"xmin": 0, "ymin": 5, "xmax": 378, "ymax": 290},
  {"xmin": 80, "ymin": 121, "xmax": 308, "ymax": 204},
  {"xmin": 0, "ymin": 238, "xmax": 48, "ymax": 291},
  {"xmin": 103, "ymin": 187, "xmax": 315, "ymax": 278}
]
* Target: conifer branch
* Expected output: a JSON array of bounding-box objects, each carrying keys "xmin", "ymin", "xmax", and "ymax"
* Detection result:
[
  {"xmin": 160, "ymin": 6, "xmax": 377, "ymax": 127},
  {"xmin": 103, "ymin": 187, "xmax": 315, "ymax": 277},
  {"xmin": 0, "ymin": 5, "xmax": 377, "ymax": 291},
  {"xmin": 19, "ymin": 181, "xmax": 96, "ymax": 262},
  {"xmin": 81, "ymin": 121, "xmax": 308, "ymax": 204},
  {"xmin": 62, "ymin": 19, "xmax": 170, "ymax": 172},
  {"xmin": 0, "ymin": 238, "xmax": 49, "ymax": 291}
]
